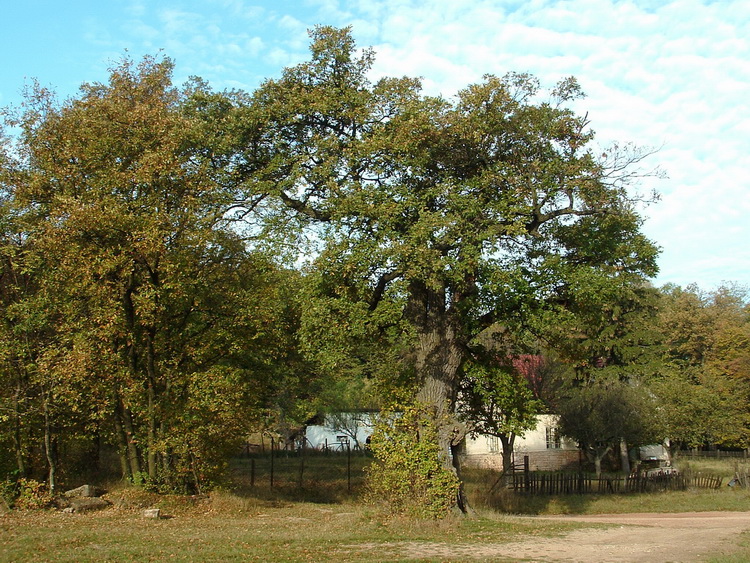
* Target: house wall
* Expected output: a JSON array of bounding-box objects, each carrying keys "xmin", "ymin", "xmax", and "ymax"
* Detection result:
[
  {"xmin": 303, "ymin": 412, "xmax": 582, "ymax": 472},
  {"xmin": 461, "ymin": 414, "xmax": 580, "ymax": 471},
  {"xmin": 304, "ymin": 413, "xmax": 375, "ymax": 450}
]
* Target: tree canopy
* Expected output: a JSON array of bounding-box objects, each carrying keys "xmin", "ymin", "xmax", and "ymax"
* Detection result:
[
  {"xmin": 0, "ymin": 55, "xmax": 313, "ymax": 492},
  {"xmin": 7, "ymin": 27, "xmax": 732, "ymax": 517},
  {"xmin": 216, "ymin": 26, "xmax": 660, "ymax": 511}
]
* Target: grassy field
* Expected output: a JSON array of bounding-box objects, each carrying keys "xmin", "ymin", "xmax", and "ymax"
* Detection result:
[
  {"xmin": 2, "ymin": 456, "xmax": 750, "ymax": 562},
  {"xmin": 0, "ymin": 493, "xmax": 584, "ymax": 562}
]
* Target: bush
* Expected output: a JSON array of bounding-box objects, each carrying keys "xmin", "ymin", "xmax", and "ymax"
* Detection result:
[
  {"xmin": 13, "ymin": 478, "xmax": 54, "ymax": 510},
  {"xmin": 0, "ymin": 476, "xmax": 19, "ymax": 508},
  {"xmin": 364, "ymin": 404, "xmax": 459, "ymax": 519}
]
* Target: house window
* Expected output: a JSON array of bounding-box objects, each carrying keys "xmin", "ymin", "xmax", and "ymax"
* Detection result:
[
  {"xmin": 546, "ymin": 427, "xmax": 561, "ymax": 449},
  {"xmin": 487, "ymin": 436, "xmax": 500, "ymax": 453}
]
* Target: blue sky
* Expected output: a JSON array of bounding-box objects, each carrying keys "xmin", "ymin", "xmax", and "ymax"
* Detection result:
[{"xmin": 2, "ymin": 0, "xmax": 748, "ymax": 290}]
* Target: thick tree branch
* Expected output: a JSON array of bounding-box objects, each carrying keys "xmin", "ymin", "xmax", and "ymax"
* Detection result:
[
  {"xmin": 278, "ymin": 191, "xmax": 332, "ymax": 221},
  {"xmin": 369, "ymin": 269, "xmax": 401, "ymax": 311}
]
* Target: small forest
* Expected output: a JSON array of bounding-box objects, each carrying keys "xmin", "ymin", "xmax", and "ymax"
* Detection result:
[{"xmin": 1, "ymin": 27, "xmax": 748, "ymax": 516}]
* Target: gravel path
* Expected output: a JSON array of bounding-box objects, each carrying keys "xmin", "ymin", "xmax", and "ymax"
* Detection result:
[{"xmin": 397, "ymin": 511, "xmax": 750, "ymax": 562}]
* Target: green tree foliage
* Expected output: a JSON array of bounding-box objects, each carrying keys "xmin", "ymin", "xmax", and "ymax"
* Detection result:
[
  {"xmin": 651, "ymin": 284, "xmax": 750, "ymax": 452},
  {"xmin": 0, "ymin": 56, "xmax": 307, "ymax": 492},
  {"xmin": 0, "ymin": 201, "xmax": 46, "ymax": 480},
  {"xmin": 457, "ymin": 351, "xmax": 544, "ymax": 472},
  {"xmin": 545, "ymin": 282, "xmax": 749, "ymax": 466},
  {"xmin": 525, "ymin": 266, "xmax": 665, "ymax": 474},
  {"xmin": 0, "ymin": 28, "xmax": 669, "ymax": 512},
  {"xmin": 555, "ymin": 376, "xmax": 661, "ymax": 474},
  {"xmin": 224, "ymin": 26, "xmax": 659, "ymax": 511}
]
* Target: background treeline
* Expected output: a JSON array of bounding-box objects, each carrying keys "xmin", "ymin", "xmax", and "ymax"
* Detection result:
[
  {"xmin": 541, "ymin": 282, "xmax": 750, "ymax": 475},
  {"xmin": 0, "ymin": 29, "xmax": 748, "ymax": 502}
]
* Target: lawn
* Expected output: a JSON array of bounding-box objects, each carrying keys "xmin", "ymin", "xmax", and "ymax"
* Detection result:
[
  {"xmin": 2, "ymin": 456, "xmax": 750, "ymax": 562},
  {"xmin": 0, "ymin": 496, "xmax": 581, "ymax": 562}
]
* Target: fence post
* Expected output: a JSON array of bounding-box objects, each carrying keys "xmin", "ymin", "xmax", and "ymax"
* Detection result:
[
  {"xmin": 298, "ymin": 439, "xmax": 305, "ymax": 489},
  {"xmin": 347, "ymin": 442, "xmax": 352, "ymax": 493},
  {"xmin": 523, "ymin": 456, "xmax": 530, "ymax": 493},
  {"xmin": 271, "ymin": 436, "xmax": 274, "ymax": 489}
]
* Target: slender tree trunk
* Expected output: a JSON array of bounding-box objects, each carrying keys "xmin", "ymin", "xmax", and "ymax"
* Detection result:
[
  {"xmin": 592, "ymin": 445, "xmax": 611, "ymax": 477},
  {"xmin": 12, "ymin": 382, "xmax": 27, "ymax": 476},
  {"xmin": 146, "ymin": 377, "xmax": 158, "ymax": 481},
  {"xmin": 145, "ymin": 328, "xmax": 159, "ymax": 482},
  {"xmin": 663, "ymin": 440, "xmax": 673, "ymax": 466},
  {"xmin": 42, "ymin": 390, "xmax": 57, "ymax": 493},
  {"xmin": 499, "ymin": 434, "xmax": 516, "ymax": 473},
  {"xmin": 13, "ymin": 416, "xmax": 27, "ymax": 476},
  {"xmin": 121, "ymin": 277, "xmax": 143, "ymax": 480},
  {"xmin": 113, "ymin": 401, "xmax": 132, "ymax": 481},
  {"xmin": 120, "ymin": 402, "xmax": 142, "ymax": 478},
  {"xmin": 619, "ymin": 438, "xmax": 631, "ymax": 475},
  {"xmin": 87, "ymin": 428, "xmax": 101, "ymax": 480}
]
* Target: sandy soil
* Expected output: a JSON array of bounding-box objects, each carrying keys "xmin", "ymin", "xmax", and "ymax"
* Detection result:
[{"xmin": 395, "ymin": 511, "xmax": 750, "ymax": 562}]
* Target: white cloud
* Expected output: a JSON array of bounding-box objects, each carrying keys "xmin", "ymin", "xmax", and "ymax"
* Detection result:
[
  {"xmin": 346, "ymin": 0, "xmax": 749, "ymax": 288},
  {"xmin": 11, "ymin": 0, "xmax": 743, "ymax": 289}
]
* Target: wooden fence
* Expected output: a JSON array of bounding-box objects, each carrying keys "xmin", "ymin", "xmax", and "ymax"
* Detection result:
[
  {"xmin": 678, "ymin": 449, "xmax": 749, "ymax": 460},
  {"xmin": 510, "ymin": 470, "xmax": 723, "ymax": 495}
]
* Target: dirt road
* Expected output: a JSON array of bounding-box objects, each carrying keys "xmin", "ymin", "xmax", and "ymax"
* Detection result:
[{"xmin": 400, "ymin": 511, "xmax": 750, "ymax": 562}]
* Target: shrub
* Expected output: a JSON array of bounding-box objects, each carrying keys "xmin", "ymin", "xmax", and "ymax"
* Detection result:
[
  {"xmin": 0, "ymin": 477, "xmax": 19, "ymax": 508},
  {"xmin": 364, "ymin": 404, "xmax": 459, "ymax": 519},
  {"xmin": 14, "ymin": 479, "xmax": 54, "ymax": 510}
]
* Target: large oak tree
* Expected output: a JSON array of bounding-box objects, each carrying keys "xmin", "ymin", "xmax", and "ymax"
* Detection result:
[{"xmin": 225, "ymin": 27, "xmax": 659, "ymax": 512}]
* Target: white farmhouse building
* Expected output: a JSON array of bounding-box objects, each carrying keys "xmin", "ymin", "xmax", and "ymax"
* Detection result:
[
  {"xmin": 305, "ymin": 412, "xmax": 580, "ymax": 471},
  {"xmin": 304, "ymin": 412, "xmax": 376, "ymax": 451},
  {"xmin": 461, "ymin": 414, "xmax": 580, "ymax": 471}
]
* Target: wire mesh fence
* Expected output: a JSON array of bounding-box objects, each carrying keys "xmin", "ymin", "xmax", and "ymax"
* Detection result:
[
  {"xmin": 230, "ymin": 447, "xmax": 374, "ymax": 500},
  {"xmin": 677, "ymin": 449, "xmax": 750, "ymax": 460}
]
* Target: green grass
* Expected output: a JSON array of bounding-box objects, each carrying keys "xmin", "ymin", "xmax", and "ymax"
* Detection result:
[
  {"xmin": 463, "ymin": 457, "xmax": 750, "ymax": 515},
  {"xmin": 482, "ymin": 483, "xmax": 750, "ymax": 515},
  {"xmin": 227, "ymin": 452, "xmax": 372, "ymax": 503},
  {"xmin": 484, "ymin": 487, "xmax": 750, "ymax": 515},
  {"xmin": 2, "ymin": 456, "xmax": 750, "ymax": 562},
  {"xmin": 0, "ymin": 496, "xmax": 580, "ymax": 562},
  {"xmin": 676, "ymin": 457, "xmax": 750, "ymax": 479}
]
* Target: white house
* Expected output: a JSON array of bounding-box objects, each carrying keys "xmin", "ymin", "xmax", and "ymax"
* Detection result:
[
  {"xmin": 304, "ymin": 412, "xmax": 376, "ymax": 451},
  {"xmin": 304, "ymin": 412, "xmax": 580, "ymax": 471},
  {"xmin": 461, "ymin": 414, "xmax": 580, "ymax": 471},
  {"xmin": 303, "ymin": 411, "xmax": 670, "ymax": 474}
]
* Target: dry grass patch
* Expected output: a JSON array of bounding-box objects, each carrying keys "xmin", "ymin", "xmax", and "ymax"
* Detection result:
[
  {"xmin": 4, "ymin": 457, "xmax": 750, "ymax": 561},
  {"xmin": 0, "ymin": 493, "xmax": 578, "ymax": 562}
]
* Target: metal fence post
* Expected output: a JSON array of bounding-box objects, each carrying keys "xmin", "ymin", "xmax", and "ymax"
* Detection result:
[
  {"xmin": 523, "ymin": 456, "xmax": 530, "ymax": 493},
  {"xmin": 271, "ymin": 436, "xmax": 274, "ymax": 489},
  {"xmin": 298, "ymin": 439, "xmax": 305, "ymax": 489},
  {"xmin": 347, "ymin": 442, "xmax": 352, "ymax": 493}
]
